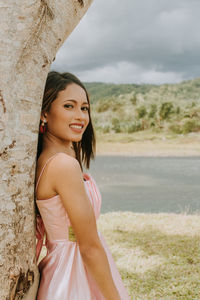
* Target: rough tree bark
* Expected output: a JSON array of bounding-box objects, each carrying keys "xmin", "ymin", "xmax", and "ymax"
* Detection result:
[{"xmin": 0, "ymin": 1, "xmax": 93, "ymax": 299}]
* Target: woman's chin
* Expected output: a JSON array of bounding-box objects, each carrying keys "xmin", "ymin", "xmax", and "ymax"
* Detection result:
[{"xmin": 71, "ymin": 136, "xmax": 83, "ymax": 142}]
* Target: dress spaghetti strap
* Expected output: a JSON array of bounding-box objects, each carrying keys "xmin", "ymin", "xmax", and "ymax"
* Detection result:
[{"xmin": 35, "ymin": 153, "xmax": 61, "ymax": 192}]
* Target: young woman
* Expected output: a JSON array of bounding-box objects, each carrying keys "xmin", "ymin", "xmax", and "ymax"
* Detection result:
[{"xmin": 35, "ymin": 71, "xmax": 130, "ymax": 300}]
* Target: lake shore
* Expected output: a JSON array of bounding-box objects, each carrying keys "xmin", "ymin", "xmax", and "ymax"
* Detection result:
[{"xmin": 96, "ymin": 132, "xmax": 200, "ymax": 156}]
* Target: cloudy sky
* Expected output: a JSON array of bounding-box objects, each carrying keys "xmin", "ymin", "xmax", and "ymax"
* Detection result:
[{"xmin": 51, "ymin": 0, "xmax": 200, "ymax": 84}]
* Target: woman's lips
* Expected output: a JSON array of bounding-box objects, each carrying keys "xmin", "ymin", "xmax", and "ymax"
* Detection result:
[{"xmin": 69, "ymin": 124, "xmax": 84, "ymax": 133}]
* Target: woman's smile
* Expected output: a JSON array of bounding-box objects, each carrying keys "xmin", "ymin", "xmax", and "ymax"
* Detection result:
[{"xmin": 69, "ymin": 122, "xmax": 85, "ymax": 133}]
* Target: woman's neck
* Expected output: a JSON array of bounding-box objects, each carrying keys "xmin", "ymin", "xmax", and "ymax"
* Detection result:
[{"xmin": 42, "ymin": 133, "xmax": 75, "ymax": 158}]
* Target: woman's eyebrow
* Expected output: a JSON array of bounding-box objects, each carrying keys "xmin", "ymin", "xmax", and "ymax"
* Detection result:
[{"xmin": 63, "ymin": 99, "xmax": 89, "ymax": 105}]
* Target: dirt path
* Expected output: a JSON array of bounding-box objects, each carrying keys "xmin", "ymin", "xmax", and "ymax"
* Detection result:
[{"xmin": 96, "ymin": 139, "xmax": 200, "ymax": 156}]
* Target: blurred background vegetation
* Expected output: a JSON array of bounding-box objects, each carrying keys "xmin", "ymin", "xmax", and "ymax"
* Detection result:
[{"xmin": 85, "ymin": 78, "xmax": 200, "ymax": 138}]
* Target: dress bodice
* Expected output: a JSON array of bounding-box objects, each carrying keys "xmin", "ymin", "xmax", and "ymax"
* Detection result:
[{"xmin": 36, "ymin": 173, "xmax": 102, "ymax": 241}]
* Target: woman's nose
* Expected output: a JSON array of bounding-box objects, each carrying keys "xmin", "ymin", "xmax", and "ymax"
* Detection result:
[{"xmin": 75, "ymin": 108, "xmax": 86, "ymax": 120}]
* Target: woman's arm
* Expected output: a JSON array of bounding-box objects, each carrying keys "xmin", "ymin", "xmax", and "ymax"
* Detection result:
[{"xmin": 49, "ymin": 153, "xmax": 121, "ymax": 300}]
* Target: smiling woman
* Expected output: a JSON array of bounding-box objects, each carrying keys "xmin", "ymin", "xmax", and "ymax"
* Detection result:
[
  {"xmin": 35, "ymin": 71, "xmax": 130, "ymax": 300},
  {"xmin": 37, "ymin": 71, "xmax": 95, "ymax": 170},
  {"xmin": 41, "ymin": 84, "xmax": 89, "ymax": 148}
]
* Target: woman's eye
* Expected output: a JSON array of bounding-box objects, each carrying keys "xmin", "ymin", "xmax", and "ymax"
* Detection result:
[
  {"xmin": 64, "ymin": 104, "xmax": 73, "ymax": 108},
  {"xmin": 82, "ymin": 107, "xmax": 89, "ymax": 111}
]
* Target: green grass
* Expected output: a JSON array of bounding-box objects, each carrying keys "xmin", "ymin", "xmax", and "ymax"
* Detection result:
[{"xmin": 97, "ymin": 212, "xmax": 200, "ymax": 300}]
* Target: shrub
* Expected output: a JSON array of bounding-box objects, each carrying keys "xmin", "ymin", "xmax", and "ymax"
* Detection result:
[
  {"xmin": 127, "ymin": 121, "xmax": 143, "ymax": 133},
  {"xmin": 111, "ymin": 118, "xmax": 121, "ymax": 133},
  {"xmin": 130, "ymin": 95, "xmax": 137, "ymax": 105},
  {"xmin": 148, "ymin": 104, "xmax": 157, "ymax": 118},
  {"xmin": 150, "ymin": 121, "xmax": 155, "ymax": 127},
  {"xmin": 141, "ymin": 119, "xmax": 150, "ymax": 130},
  {"xmin": 94, "ymin": 125, "xmax": 102, "ymax": 132},
  {"xmin": 96, "ymin": 101, "xmax": 110, "ymax": 113},
  {"xmin": 176, "ymin": 106, "xmax": 181, "ymax": 114},
  {"xmin": 169, "ymin": 124, "xmax": 182, "ymax": 134},
  {"xmin": 102, "ymin": 125, "xmax": 110, "ymax": 133},
  {"xmin": 184, "ymin": 113, "xmax": 190, "ymax": 118},
  {"xmin": 112, "ymin": 102, "xmax": 121, "ymax": 112},
  {"xmin": 111, "ymin": 118, "xmax": 119, "ymax": 126},
  {"xmin": 113, "ymin": 124, "xmax": 121, "ymax": 133},
  {"xmin": 190, "ymin": 111, "xmax": 199, "ymax": 118},
  {"xmin": 159, "ymin": 102, "xmax": 174, "ymax": 120},
  {"xmin": 96, "ymin": 99, "xmax": 114, "ymax": 113},
  {"xmin": 136, "ymin": 105, "xmax": 147, "ymax": 119},
  {"xmin": 182, "ymin": 120, "xmax": 200, "ymax": 134}
]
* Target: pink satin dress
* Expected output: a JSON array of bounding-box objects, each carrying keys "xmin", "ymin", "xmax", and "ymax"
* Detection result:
[{"xmin": 35, "ymin": 153, "xmax": 130, "ymax": 300}]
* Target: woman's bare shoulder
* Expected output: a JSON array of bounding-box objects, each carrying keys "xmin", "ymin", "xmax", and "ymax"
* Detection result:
[
  {"xmin": 49, "ymin": 153, "xmax": 83, "ymax": 193},
  {"xmin": 52, "ymin": 152, "xmax": 79, "ymax": 168},
  {"xmin": 36, "ymin": 152, "xmax": 81, "ymax": 199},
  {"xmin": 38, "ymin": 151, "xmax": 77, "ymax": 166},
  {"xmin": 43, "ymin": 152, "xmax": 81, "ymax": 181},
  {"xmin": 37, "ymin": 152, "xmax": 80, "ymax": 180}
]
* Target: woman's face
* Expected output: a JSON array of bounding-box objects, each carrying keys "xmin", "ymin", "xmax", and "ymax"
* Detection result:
[{"xmin": 43, "ymin": 83, "xmax": 90, "ymax": 143}]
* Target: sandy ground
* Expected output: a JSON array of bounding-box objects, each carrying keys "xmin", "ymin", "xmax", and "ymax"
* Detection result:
[{"xmin": 96, "ymin": 136, "xmax": 200, "ymax": 156}]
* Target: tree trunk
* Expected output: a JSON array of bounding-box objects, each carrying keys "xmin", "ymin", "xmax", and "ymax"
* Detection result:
[{"xmin": 0, "ymin": 1, "xmax": 93, "ymax": 299}]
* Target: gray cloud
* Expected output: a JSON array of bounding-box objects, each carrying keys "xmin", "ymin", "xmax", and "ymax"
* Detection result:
[{"xmin": 51, "ymin": 0, "xmax": 200, "ymax": 84}]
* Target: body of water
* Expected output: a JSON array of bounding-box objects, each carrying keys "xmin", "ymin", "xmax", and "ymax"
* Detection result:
[{"xmin": 87, "ymin": 156, "xmax": 200, "ymax": 214}]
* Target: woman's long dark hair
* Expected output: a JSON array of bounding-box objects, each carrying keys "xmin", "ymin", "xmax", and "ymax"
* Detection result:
[{"xmin": 36, "ymin": 71, "xmax": 96, "ymax": 170}]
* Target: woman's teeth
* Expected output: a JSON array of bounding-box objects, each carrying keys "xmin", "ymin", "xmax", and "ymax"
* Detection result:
[{"xmin": 70, "ymin": 125, "xmax": 83, "ymax": 129}]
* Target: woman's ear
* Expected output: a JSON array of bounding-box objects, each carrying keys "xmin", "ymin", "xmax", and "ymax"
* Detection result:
[{"xmin": 40, "ymin": 111, "xmax": 48, "ymax": 123}]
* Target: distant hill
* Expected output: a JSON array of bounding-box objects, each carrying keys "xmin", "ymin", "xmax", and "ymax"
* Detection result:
[
  {"xmin": 84, "ymin": 82, "xmax": 155, "ymax": 103},
  {"xmin": 84, "ymin": 78, "xmax": 200, "ymax": 103},
  {"xmin": 84, "ymin": 78, "xmax": 200, "ymax": 136}
]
